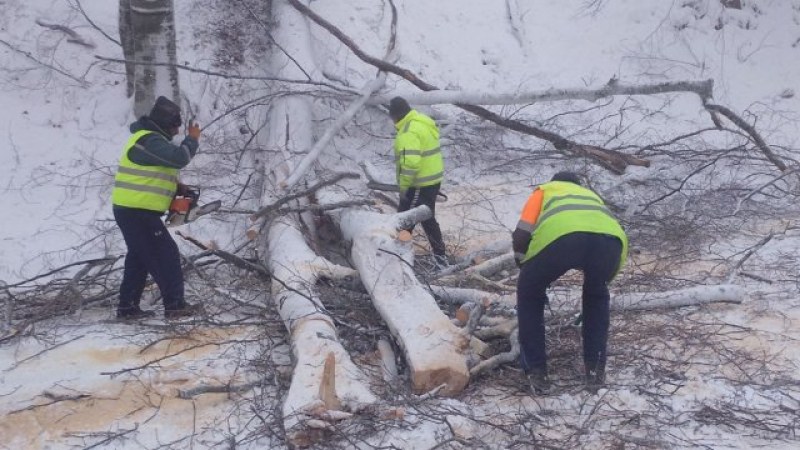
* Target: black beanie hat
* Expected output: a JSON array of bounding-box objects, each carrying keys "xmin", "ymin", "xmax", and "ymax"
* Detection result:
[
  {"xmin": 149, "ymin": 96, "xmax": 182, "ymax": 129},
  {"xmin": 388, "ymin": 96, "xmax": 411, "ymax": 121},
  {"xmin": 551, "ymin": 171, "xmax": 582, "ymax": 185}
]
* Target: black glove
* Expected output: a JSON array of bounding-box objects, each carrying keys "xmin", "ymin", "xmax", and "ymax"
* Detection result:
[{"xmin": 177, "ymin": 183, "xmax": 199, "ymax": 199}]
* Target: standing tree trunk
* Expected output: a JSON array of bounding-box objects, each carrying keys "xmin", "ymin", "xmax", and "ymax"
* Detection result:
[
  {"xmin": 118, "ymin": 0, "xmax": 135, "ymax": 97},
  {"xmin": 120, "ymin": 0, "xmax": 181, "ymax": 115}
]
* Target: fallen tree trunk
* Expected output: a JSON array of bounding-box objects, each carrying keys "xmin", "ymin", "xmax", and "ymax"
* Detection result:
[
  {"xmin": 337, "ymin": 205, "xmax": 470, "ymax": 396},
  {"xmin": 267, "ymin": 218, "xmax": 377, "ymax": 445}
]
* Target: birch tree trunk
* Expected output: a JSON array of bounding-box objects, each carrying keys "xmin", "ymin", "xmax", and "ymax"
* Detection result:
[
  {"xmin": 124, "ymin": 0, "xmax": 181, "ymax": 115},
  {"xmin": 267, "ymin": 219, "xmax": 377, "ymax": 446},
  {"xmin": 257, "ymin": 1, "xmax": 377, "ymax": 445},
  {"xmin": 118, "ymin": 0, "xmax": 135, "ymax": 97}
]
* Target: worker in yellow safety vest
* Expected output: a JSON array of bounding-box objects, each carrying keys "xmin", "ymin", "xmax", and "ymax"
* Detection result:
[
  {"xmin": 111, "ymin": 96, "xmax": 203, "ymax": 320},
  {"xmin": 389, "ymin": 97, "xmax": 448, "ymax": 269},
  {"xmin": 512, "ymin": 171, "xmax": 628, "ymax": 394}
]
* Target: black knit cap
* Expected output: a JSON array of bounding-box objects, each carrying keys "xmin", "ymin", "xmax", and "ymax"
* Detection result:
[
  {"xmin": 388, "ymin": 96, "xmax": 411, "ymax": 121},
  {"xmin": 551, "ymin": 171, "xmax": 582, "ymax": 185},
  {"xmin": 149, "ymin": 96, "xmax": 182, "ymax": 129}
]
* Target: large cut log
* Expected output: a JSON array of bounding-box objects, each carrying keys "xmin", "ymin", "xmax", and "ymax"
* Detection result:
[
  {"xmin": 267, "ymin": 219, "xmax": 377, "ymax": 445},
  {"xmin": 337, "ymin": 205, "xmax": 470, "ymax": 395}
]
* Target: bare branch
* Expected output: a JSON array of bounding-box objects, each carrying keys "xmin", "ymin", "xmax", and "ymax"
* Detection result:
[
  {"xmin": 287, "ymin": 0, "xmax": 650, "ymax": 174},
  {"xmin": 704, "ymin": 102, "xmax": 787, "ymax": 172}
]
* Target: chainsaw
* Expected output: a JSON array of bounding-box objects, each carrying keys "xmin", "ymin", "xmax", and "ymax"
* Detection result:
[{"xmin": 165, "ymin": 185, "xmax": 221, "ymax": 227}]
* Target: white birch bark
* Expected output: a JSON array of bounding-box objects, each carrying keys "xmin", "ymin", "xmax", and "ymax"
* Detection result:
[
  {"xmin": 267, "ymin": 219, "xmax": 377, "ymax": 443},
  {"xmin": 337, "ymin": 206, "xmax": 470, "ymax": 396}
]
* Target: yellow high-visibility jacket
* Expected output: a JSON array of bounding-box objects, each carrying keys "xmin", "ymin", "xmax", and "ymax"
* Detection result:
[{"xmin": 394, "ymin": 110, "xmax": 444, "ymax": 190}]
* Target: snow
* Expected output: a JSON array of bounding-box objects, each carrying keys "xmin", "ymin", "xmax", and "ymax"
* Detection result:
[{"xmin": 1, "ymin": 0, "xmax": 799, "ymax": 448}]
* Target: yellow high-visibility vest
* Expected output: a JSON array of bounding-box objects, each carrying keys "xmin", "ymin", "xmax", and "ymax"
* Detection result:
[
  {"xmin": 523, "ymin": 181, "xmax": 628, "ymax": 274},
  {"xmin": 111, "ymin": 130, "xmax": 178, "ymax": 212}
]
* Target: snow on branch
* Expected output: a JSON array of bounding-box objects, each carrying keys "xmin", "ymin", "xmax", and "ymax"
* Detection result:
[
  {"xmin": 370, "ymin": 79, "xmax": 714, "ymax": 106},
  {"xmin": 613, "ymin": 284, "xmax": 746, "ymax": 311}
]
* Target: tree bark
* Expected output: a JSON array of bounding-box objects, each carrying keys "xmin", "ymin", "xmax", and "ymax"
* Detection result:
[
  {"xmin": 127, "ymin": 0, "xmax": 181, "ymax": 115},
  {"xmin": 118, "ymin": 0, "xmax": 135, "ymax": 97}
]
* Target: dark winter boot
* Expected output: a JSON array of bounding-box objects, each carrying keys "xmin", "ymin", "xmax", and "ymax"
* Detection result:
[
  {"xmin": 585, "ymin": 362, "xmax": 606, "ymax": 393},
  {"xmin": 526, "ymin": 368, "xmax": 551, "ymax": 395},
  {"xmin": 116, "ymin": 305, "xmax": 156, "ymax": 320}
]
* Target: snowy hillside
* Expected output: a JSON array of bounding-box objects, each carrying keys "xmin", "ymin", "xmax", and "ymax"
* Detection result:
[{"xmin": 1, "ymin": 0, "xmax": 800, "ymax": 449}]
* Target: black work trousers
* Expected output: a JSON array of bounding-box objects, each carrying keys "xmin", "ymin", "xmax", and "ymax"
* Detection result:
[
  {"xmin": 398, "ymin": 184, "xmax": 446, "ymax": 258},
  {"xmin": 113, "ymin": 206, "xmax": 184, "ymax": 312},
  {"xmin": 517, "ymin": 232, "xmax": 622, "ymax": 373}
]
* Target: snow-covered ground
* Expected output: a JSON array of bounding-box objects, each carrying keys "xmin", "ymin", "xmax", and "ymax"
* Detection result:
[{"xmin": 1, "ymin": 0, "xmax": 799, "ymax": 448}]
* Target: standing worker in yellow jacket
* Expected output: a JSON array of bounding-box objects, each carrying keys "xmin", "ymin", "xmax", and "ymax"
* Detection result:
[
  {"xmin": 111, "ymin": 96, "xmax": 203, "ymax": 320},
  {"xmin": 512, "ymin": 171, "xmax": 628, "ymax": 394},
  {"xmin": 389, "ymin": 97, "xmax": 448, "ymax": 269}
]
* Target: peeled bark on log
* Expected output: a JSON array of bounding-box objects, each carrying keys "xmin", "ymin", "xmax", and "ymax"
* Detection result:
[
  {"xmin": 337, "ymin": 205, "xmax": 470, "ymax": 396},
  {"xmin": 267, "ymin": 219, "xmax": 377, "ymax": 443}
]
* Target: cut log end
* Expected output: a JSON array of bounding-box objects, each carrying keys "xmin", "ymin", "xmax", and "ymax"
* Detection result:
[
  {"xmin": 246, "ymin": 227, "xmax": 259, "ymax": 240},
  {"xmin": 412, "ymin": 366, "xmax": 469, "ymax": 397},
  {"xmin": 396, "ymin": 230, "xmax": 413, "ymax": 242},
  {"xmin": 318, "ymin": 352, "xmax": 341, "ymax": 410}
]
